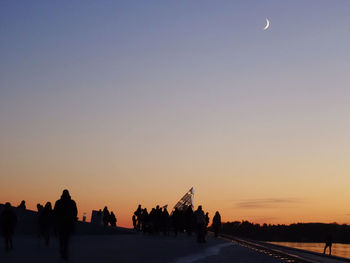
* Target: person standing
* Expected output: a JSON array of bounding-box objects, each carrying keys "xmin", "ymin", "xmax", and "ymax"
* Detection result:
[
  {"xmin": 132, "ymin": 215, "xmax": 137, "ymax": 230},
  {"xmin": 134, "ymin": 205, "xmax": 142, "ymax": 231},
  {"xmin": 17, "ymin": 200, "xmax": 26, "ymax": 210},
  {"xmin": 212, "ymin": 211, "xmax": 221, "ymax": 237},
  {"xmin": 39, "ymin": 202, "xmax": 53, "ymax": 246},
  {"xmin": 184, "ymin": 206, "xmax": 194, "ymax": 236},
  {"xmin": 0, "ymin": 203, "xmax": 17, "ymax": 252},
  {"xmin": 172, "ymin": 208, "xmax": 181, "ymax": 236},
  {"xmin": 109, "ymin": 211, "xmax": 117, "ymax": 227},
  {"xmin": 323, "ymin": 233, "xmax": 333, "ymax": 255},
  {"xmin": 102, "ymin": 206, "xmax": 110, "ymax": 226},
  {"xmin": 54, "ymin": 189, "xmax": 78, "ymax": 260},
  {"xmin": 194, "ymin": 205, "xmax": 206, "ymax": 243}
]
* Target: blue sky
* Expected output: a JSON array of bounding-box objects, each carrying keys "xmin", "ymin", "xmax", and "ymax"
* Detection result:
[{"xmin": 1, "ymin": 1, "xmax": 350, "ymax": 225}]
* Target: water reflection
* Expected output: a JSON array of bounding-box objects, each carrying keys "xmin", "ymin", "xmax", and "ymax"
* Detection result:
[{"xmin": 269, "ymin": 242, "xmax": 350, "ymax": 259}]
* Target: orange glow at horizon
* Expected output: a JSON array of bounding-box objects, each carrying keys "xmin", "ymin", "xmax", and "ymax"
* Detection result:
[{"xmin": 2, "ymin": 0, "xmax": 350, "ymax": 229}]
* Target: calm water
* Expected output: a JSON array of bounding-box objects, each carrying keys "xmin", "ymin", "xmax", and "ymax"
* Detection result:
[{"xmin": 269, "ymin": 242, "xmax": 350, "ymax": 259}]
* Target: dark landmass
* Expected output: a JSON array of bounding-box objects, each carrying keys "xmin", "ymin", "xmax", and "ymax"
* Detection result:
[{"xmin": 220, "ymin": 221, "xmax": 350, "ymax": 243}]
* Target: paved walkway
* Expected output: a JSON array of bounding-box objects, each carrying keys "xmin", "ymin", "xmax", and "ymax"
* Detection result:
[{"xmin": 0, "ymin": 233, "xmax": 283, "ymax": 263}]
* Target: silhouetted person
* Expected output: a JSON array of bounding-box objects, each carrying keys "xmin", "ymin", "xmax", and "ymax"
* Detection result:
[
  {"xmin": 323, "ymin": 233, "xmax": 332, "ymax": 255},
  {"xmin": 37, "ymin": 203, "xmax": 44, "ymax": 212},
  {"xmin": 194, "ymin": 205, "xmax": 206, "ymax": 243},
  {"xmin": 184, "ymin": 205, "xmax": 194, "ymax": 236},
  {"xmin": 212, "ymin": 211, "xmax": 221, "ymax": 237},
  {"xmin": 0, "ymin": 202, "xmax": 17, "ymax": 252},
  {"xmin": 205, "ymin": 212, "xmax": 209, "ymax": 227},
  {"xmin": 154, "ymin": 205, "xmax": 162, "ymax": 234},
  {"xmin": 132, "ymin": 215, "xmax": 137, "ymax": 230},
  {"xmin": 37, "ymin": 203, "xmax": 44, "ymax": 238},
  {"xmin": 38, "ymin": 202, "xmax": 53, "ymax": 246},
  {"xmin": 17, "ymin": 200, "xmax": 26, "ymax": 209},
  {"xmin": 149, "ymin": 208, "xmax": 156, "ymax": 233},
  {"xmin": 103, "ymin": 206, "xmax": 110, "ymax": 226},
  {"xmin": 54, "ymin": 189, "xmax": 78, "ymax": 260},
  {"xmin": 162, "ymin": 207, "xmax": 169, "ymax": 235},
  {"xmin": 110, "ymin": 211, "xmax": 117, "ymax": 227},
  {"xmin": 172, "ymin": 208, "xmax": 181, "ymax": 236},
  {"xmin": 141, "ymin": 208, "xmax": 150, "ymax": 233},
  {"xmin": 134, "ymin": 205, "xmax": 142, "ymax": 231},
  {"xmin": 97, "ymin": 209, "xmax": 103, "ymax": 225}
]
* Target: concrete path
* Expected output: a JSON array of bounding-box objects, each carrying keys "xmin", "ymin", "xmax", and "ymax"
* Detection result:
[{"xmin": 0, "ymin": 233, "xmax": 283, "ymax": 263}]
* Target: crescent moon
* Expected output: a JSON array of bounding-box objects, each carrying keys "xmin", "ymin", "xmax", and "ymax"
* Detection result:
[{"xmin": 263, "ymin": 18, "xmax": 270, "ymax": 30}]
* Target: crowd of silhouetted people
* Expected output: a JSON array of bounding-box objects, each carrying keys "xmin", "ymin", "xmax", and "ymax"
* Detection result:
[
  {"xmin": 1, "ymin": 193, "xmax": 341, "ymax": 259},
  {"xmin": 1, "ymin": 190, "xmax": 225, "ymax": 260},
  {"xmin": 94, "ymin": 206, "xmax": 118, "ymax": 227},
  {"xmin": 0, "ymin": 189, "xmax": 77, "ymax": 260},
  {"xmin": 0, "ymin": 189, "xmax": 124, "ymax": 260},
  {"xmin": 133, "ymin": 204, "xmax": 222, "ymax": 243}
]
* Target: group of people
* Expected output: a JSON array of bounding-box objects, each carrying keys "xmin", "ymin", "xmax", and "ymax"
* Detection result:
[
  {"xmin": 133, "ymin": 205, "xmax": 170, "ymax": 235},
  {"xmin": 0, "ymin": 189, "xmax": 77, "ymax": 260},
  {"xmin": 133, "ymin": 204, "xmax": 222, "ymax": 243},
  {"xmin": 1, "ymin": 191, "xmax": 223, "ymax": 261},
  {"xmin": 37, "ymin": 201, "xmax": 54, "ymax": 246},
  {"xmin": 95, "ymin": 206, "xmax": 117, "ymax": 227}
]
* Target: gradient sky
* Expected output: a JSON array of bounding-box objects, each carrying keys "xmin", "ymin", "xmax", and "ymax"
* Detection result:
[{"xmin": 1, "ymin": 0, "xmax": 350, "ymax": 227}]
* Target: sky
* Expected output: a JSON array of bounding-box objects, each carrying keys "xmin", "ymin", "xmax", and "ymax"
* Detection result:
[{"xmin": 1, "ymin": 0, "xmax": 350, "ymax": 227}]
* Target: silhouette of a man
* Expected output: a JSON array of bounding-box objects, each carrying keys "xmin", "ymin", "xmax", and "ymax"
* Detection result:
[
  {"xmin": 212, "ymin": 211, "xmax": 221, "ymax": 237},
  {"xmin": 54, "ymin": 189, "xmax": 77, "ymax": 260},
  {"xmin": 194, "ymin": 205, "xmax": 206, "ymax": 243},
  {"xmin": 102, "ymin": 206, "xmax": 110, "ymax": 226},
  {"xmin": 17, "ymin": 200, "xmax": 26, "ymax": 210},
  {"xmin": 109, "ymin": 211, "xmax": 117, "ymax": 227},
  {"xmin": 38, "ymin": 202, "xmax": 53, "ymax": 246},
  {"xmin": 0, "ymin": 203, "xmax": 17, "ymax": 252},
  {"xmin": 323, "ymin": 233, "xmax": 332, "ymax": 255}
]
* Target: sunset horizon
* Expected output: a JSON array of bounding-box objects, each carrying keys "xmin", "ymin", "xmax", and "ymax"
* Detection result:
[{"xmin": 2, "ymin": 0, "xmax": 350, "ymax": 230}]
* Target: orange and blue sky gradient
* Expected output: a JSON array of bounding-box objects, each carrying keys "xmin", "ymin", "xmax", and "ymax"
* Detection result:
[{"xmin": 1, "ymin": 1, "xmax": 350, "ymax": 227}]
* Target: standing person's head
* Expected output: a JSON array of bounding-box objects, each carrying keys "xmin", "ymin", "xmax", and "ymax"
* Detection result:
[
  {"xmin": 45, "ymin": 202, "xmax": 52, "ymax": 210},
  {"xmin": 198, "ymin": 205, "xmax": 202, "ymax": 211},
  {"xmin": 61, "ymin": 189, "xmax": 71, "ymax": 200},
  {"xmin": 4, "ymin": 202, "xmax": 11, "ymax": 209}
]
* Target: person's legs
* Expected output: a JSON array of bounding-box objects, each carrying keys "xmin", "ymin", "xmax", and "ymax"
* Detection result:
[
  {"xmin": 9, "ymin": 237, "xmax": 13, "ymax": 250},
  {"xmin": 62, "ymin": 233, "xmax": 70, "ymax": 260},
  {"xmin": 196, "ymin": 226, "xmax": 201, "ymax": 243},
  {"xmin": 58, "ymin": 231, "xmax": 69, "ymax": 260},
  {"xmin": 4, "ymin": 237, "xmax": 9, "ymax": 252},
  {"xmin": 202, "ymin": 226, "xmax": 206, "ymax": 242},
  {"xmin": 58, "ymin": 232, "xmax": 64, "ymax": 256},
  {"xmin": 44, "ymin": 231, "xmax": 50, "ymax": 246}
]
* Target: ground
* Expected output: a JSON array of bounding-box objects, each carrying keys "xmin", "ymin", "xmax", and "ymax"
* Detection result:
[{"xmin": 0, "ymin": 233, "xmax": 283, "ymax": 263}]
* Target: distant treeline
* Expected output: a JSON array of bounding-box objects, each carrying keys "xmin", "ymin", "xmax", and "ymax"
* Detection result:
[{"xmin": 221, "ymin": 221, "xmax": 350, "ymax": 243}]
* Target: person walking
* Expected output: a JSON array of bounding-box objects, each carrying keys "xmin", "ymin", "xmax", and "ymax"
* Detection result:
[
  {"xmin": 39, "ymin": 202, "xmax": 53, "ymax": 246},
  {"xmin": 109, "ymin": 211, "xmax": 117, "ymax": 227},
  {"xmin": 212, "ymin": 211, "xmax": 221, "ymax": 237},
  {"xmin": 54, "ymin": 189, "xmax": 78, "ymax": 260},
  {"xmin": 323, "ymin": 233, "xmax": 333, "ymax": 255},
  {"xmin": 194, "ymin": 206, "xmax": 206, "ymax": 243},
  {"xmin": 0, "ymin": 202, "xmax": 17, "ymax": 252}
]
